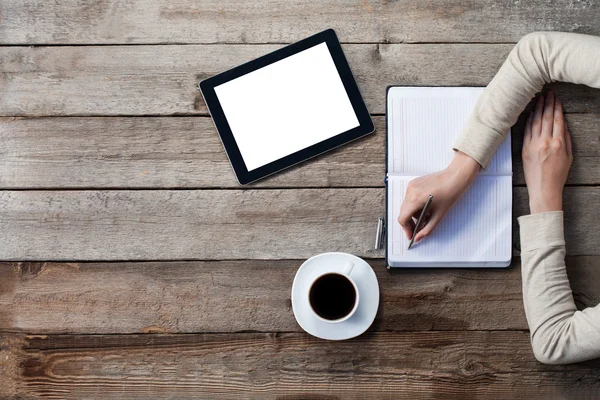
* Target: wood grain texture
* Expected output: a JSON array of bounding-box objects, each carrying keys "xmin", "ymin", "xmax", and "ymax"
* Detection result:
[
  {"xmin": 1, "ymin": 187, "xmax": 600, "ymax": 260},
  {"xmin": 0, "ymin": 259, "xmax": 520, "ymax": 334},
  {"xmin": 0, "ymin": 189, "xmax": 384, "ymax": 260},
  {"xmin": 0, "ymin": 334, "xmax": 20, "ymax": 399},
  {"xmin": 2, "ymin": 0, "xmax": 600, "ymax": 45},
  {"xmin": 2, "ymin": 1, "xmax": 599, "ymax": 397},
  {"xmin": 3, "ymin": 44, "xmax": 600, "ymax": 116},
  {"xmin": 0, "ymin": 116, "xmax": 385, "ymax": 189},
  {"xmin": 0, "ymin": 113, "xmax": 598, "ymax": 189},
  {"xmin": 2, "ymin": 332, "xmax": 600, "ymax": 399},
  {"xmin": 1, "ymin": 258, "xmax": 598, "ymax": 335}
]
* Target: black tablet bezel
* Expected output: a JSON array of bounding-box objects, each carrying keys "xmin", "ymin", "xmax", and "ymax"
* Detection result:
[{"xmin": 200, "ymin": 29, "xmax": 374, "ymax": 185}]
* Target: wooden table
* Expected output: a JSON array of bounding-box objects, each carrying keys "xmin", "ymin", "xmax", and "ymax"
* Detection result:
[{"xmin": 1, "ymin": 1, "xmax": 599, "ymax": 398}]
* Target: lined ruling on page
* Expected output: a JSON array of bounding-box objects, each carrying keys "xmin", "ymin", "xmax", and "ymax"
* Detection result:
[
  {"xmin": 387, "ymin": 87, "xmax": 511, "ymax": 176},
  {"xmin": 387, "ymin": 87, "xmax": 512, "ymax": 263},
  {"xmin": 388, "ymin": 175, "xmax": 512, "ymax": 261}
]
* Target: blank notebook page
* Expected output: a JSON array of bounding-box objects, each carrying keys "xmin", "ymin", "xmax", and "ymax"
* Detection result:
[{"xmin": 386, "ymin": 87, "xmax": 512, "ymax": 266}]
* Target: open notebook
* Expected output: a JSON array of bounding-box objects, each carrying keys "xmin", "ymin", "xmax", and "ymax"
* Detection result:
[{"xmin": 386, "ymin": 87, "xmax": 512, "ymax": 268}]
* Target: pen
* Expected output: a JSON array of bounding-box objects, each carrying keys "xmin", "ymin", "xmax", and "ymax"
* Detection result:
[{"xmin": 408, "ymin": 195, "xmax": 433, "ymax": 250}]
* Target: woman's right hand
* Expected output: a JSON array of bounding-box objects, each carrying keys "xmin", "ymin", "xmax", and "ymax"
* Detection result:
[{"xmin": 397, "ymin": 151, "xmax": 480, "ymax": 243}]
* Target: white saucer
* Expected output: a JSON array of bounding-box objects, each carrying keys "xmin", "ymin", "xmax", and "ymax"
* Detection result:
[{"xmin": 291, "ymin": 252, "xmax": 380, "ymax": 340}]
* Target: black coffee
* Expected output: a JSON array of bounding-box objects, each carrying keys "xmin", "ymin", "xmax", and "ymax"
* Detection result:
[{"xmin": 309, "ymin": 273, "xmax": 356, "ymax": 320}]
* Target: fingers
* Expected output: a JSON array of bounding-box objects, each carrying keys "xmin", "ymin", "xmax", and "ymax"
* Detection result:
[
  {"xmin": 553, "ymin": 95, "xmax": 572, "ymax": 159},
  {"xmin": 541, "ymin": 91, "xmax": 555, "ymax": 138},
  {"xmin": 413, "ymin": 214, "xmax": 441, "ymax": 243},
  {"xmin": 565, "ymin": 124, "xmax": 573, "ymax": 159},
  {"xmin": 524, "ymin": 111, "xmax": 533, "ymax": 145},
  {"xmin": 532, "ymin": 94, "xmax": 544, "ymax": 137},
  {"xmin": 552, "ymin": 95, "xmax": 564, "ymax": 139}
]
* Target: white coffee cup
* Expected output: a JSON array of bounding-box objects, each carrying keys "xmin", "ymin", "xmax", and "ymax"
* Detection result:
[{"xmin": 307, "ymin": 260, "xmax": 360, "ymax": 323}]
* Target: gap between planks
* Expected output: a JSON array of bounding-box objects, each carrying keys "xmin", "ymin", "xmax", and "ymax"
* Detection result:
[{"xmin": 0, "ymin": 42, "xmax": 523, "ymax": 47}]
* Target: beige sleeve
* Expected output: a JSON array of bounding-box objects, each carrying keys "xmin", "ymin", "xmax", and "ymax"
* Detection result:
[
  {"xmin": 454, "ymin": 31, "xmax": 600, "ymax": 168},
  {"xmin": 518, "ymin": 212, "xmax": 600, "ymax": 364}
]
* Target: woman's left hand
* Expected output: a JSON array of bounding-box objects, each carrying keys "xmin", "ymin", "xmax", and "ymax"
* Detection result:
[{"xmin": 522, "ymin": 91, "xmax": 573, "ymax": 214}]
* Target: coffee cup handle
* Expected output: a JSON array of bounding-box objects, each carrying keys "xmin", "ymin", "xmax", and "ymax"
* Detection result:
[{"xmin": 342, "ymin": 261, "xmax": 355, "ymax": 277}]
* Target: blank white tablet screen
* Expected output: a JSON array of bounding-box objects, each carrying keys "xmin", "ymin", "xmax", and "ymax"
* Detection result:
[{"xmin": 214, "ymin": 42, "xmax": 360, "ymax": 171}]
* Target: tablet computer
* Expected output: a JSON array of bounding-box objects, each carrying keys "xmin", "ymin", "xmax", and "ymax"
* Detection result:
[{"xmin": 200, "ymin": 29, "xmax": 374, "ymax": 184}]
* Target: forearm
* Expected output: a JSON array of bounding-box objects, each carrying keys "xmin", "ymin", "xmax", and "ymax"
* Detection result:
[
  {"xmin": 519, "ymin": 212, "xmax": 600, "ymax": 364},
  {"xmin": 455, "ymin": 31, "xmax": 600, "ymax": 168}
]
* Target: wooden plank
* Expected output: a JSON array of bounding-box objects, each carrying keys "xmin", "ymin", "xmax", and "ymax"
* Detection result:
[
  {"xmin": 2, "ymin": 44, "xmax": 599, "ymax": 116},
  {"xmin": 0, "ymin": 334, "xmax": 19, "ymax": 398},
  {"xmin": 1, "ymin": 113, "xmax": 598, "ymax": 189},
  {"xmin": 0, "ymin": 259, "xmax": 522, "ymax": 334},
  {"xmin": 0, "ymin": 187, "xmax": 599, "ymax": 260},
  {"xmin": 0, "ymin": 189, "xmax": 384, "ymax": 260},
  {"xmin": 2, "ymin": 0, "xmax": 600, "ymax": 45},
  {"xmin": 2, "ymin": 332, "xmax": 600, "ymax": 399},
  {"xmin": 0, "ymin": 116, "xmax": 385, "ymax": 189},
  {"xmin": 1, "ymin": 258, "xmax": 598, "ymax": 335}
]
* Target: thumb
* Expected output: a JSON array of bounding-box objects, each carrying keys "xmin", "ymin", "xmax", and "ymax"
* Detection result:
[{"xmin": 414, "ymin": 214, "xmax": 441, "ymax": 243}]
